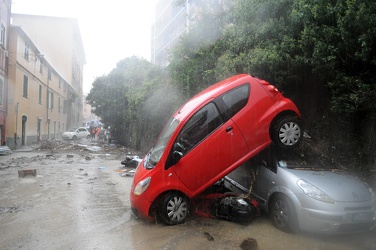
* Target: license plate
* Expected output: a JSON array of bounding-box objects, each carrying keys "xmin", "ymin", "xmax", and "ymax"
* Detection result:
[{"xmin": 353, "ymin": 212, "xmax": 372, "ymax": 221}]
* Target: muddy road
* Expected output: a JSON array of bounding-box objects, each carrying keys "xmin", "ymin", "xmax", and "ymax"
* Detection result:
[{"xmin": 0, "ymin": 140, "xmax": 375, "ymax": 250}]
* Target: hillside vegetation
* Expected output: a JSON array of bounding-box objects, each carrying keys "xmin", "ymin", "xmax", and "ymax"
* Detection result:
[{"xmin": 87, "ymin": 0, "xmax": 376, "ymax": 174}]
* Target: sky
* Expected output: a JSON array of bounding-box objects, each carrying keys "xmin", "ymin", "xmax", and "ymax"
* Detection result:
[{"xmin": 11, "ymin": 0, "xmax": 158, "ymax": 93}]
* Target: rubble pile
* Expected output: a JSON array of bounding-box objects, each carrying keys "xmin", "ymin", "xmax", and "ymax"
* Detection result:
[{"xmin": 0, "ymin": 155, "xmax": 46, "ymax": 169}]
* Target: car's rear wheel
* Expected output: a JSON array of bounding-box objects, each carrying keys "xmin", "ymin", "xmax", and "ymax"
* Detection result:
[
  {"xmin": 272, "ymin": 116, "xmax": 302, "ymax": 149},
  {"xmin": 270, "ymin": 194, "xmax": 297, "ymax": 232},
  {"xmin": 72, "ymin": 135, "xmax": 77, "ymax": 140},
  {"xmin": 158, "ymin": 192, "xmax": 188, "ymax": 225}
]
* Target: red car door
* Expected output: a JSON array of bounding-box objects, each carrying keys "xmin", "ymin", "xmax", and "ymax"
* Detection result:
[{"xmin": 172, "ymin": 102, "xmax": 248, "ymax": 194}]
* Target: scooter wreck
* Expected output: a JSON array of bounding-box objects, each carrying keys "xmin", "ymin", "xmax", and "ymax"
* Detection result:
[{"xmin": 191, "ymin": 192, "xmax": 259, "ymax": 223}]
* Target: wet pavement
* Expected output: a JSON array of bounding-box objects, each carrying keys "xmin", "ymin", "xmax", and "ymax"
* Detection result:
[{"xmin": 0, "ymin": 142, "xmax": 375, "ymax": 250}]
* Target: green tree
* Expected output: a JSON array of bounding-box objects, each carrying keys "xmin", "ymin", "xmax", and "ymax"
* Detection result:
[
  {"xmin": 168, "ymin": 0, "xmax": 234, "ymax": 97},
  {"xmin": 294, "ymin": 0, "xmax": 376, "ymax": 118},
  {"xmin": 86, "ymin": 56, "xmax": 179, "ymax": 151},
  {"xmin": 168, "ymin": 0, "xmax": 376, "ymax": 165}
]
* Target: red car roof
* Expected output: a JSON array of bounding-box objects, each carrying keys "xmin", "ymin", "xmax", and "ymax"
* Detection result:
[{"xmin": 174, "ymin": 74, "xmax": 255, "ymax": 121}]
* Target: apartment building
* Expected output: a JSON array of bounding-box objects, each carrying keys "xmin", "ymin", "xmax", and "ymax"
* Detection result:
[
  {"xmin": 5, "ymin": 15, "xmax": 85, "ymax": 148},
  {"xmin": 151, "ymin": 0, "xmax": 228, "ymax": 66},
  {"xmin": 0, "ymin": 0, "xmax": 11, "ymax": 145},
  {"xmin": 151, "ymin": 0, "xmax": 191, "ymax": 66}
]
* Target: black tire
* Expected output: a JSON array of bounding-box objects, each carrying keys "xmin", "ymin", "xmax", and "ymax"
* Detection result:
[
  {"xmin": 270, "ymin": 194, "xmax": 298, "ymax": 232},
  {"xmin": 86, "ymin": 134, "xmax": 91, "ymax": 139},
  {"xmin": 158, "ymin": 192, "xmax": 188, "ymax": 225},
  {"xmin": 272, "ymin": 116, "xmax": 302, "ymax": 149},
  {"xmin": 72, "ymin": 135, "xmax": 77, "ymax": 140}
]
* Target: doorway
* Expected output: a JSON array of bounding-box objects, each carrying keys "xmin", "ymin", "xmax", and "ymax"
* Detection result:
[{"xmin": 22, "ymin": 115, "xmax": 27, "ymax": 145}]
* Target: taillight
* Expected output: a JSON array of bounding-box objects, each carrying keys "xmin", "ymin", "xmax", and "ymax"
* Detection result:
[{"xmin": 259, "ymin": 80, "xmax": 280, "ymax": 97}]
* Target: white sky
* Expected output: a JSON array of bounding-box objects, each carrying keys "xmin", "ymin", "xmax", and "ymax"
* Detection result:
[{"xmin": 11, "ymin": 0, "xmax": 157, "ymax": 93}]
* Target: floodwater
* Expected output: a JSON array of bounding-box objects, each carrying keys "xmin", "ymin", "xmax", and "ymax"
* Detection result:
[{"xmin": 0, "ymin": 144, "xmax": 375, "ymax": 250}]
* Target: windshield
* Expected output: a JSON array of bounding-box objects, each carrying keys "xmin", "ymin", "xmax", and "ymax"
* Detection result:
[
  {"xmin": 279, "ymin": 160, "xmax": 338, "ymax": 171},
  {"xmin": 68, "ymin": 128, "xmax": 77, "ymax": 132},
  {"xmin": 147, "ymin": 118, "xmax": 180, "ymax": 167}
]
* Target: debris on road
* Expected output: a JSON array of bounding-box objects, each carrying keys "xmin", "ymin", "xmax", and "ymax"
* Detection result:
[
  {"xmin": 240, "ymin": 238, "xmax": 258, "ymax": 250},
  {"xmin": 18, "ymin": 169, "xmax": 37, "ymax": 177},
  {"xmin": 46, "ymin": 154, "xmax": 56, "ymax": 159},
  {"xmin": 121, "ymin": 155, "xmax": 142, "ymax": 168},
  {"xmin": 117, "ymin": 169, "xmax": 136, "ymax": 177},
  {"xmin": 204, "ymin": 232, "xmax": 214, "ymax": 241}
]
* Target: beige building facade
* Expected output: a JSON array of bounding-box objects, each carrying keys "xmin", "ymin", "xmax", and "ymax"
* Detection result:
[
  {"xmin": 5, "ymin": 14, "xmax": 85, "ymax": 149},
  {"xmin": 0, "ymin": 0, "xmax": 11, "ymax": 145}
]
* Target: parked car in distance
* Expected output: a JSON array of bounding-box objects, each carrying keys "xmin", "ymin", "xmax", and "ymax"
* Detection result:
[
  {"xmin": 62, "ymin": 127, "xmax": 91, "ymax": 140},
  {"xmin": 130, "ymin": 74, "xmax": 302, "ymax": 225},
  {"xmin": 224, "ymin": 145, "xmax": 376, "ymax": 234}
]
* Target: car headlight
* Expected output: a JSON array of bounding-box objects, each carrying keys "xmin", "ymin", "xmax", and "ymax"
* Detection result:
[
  {"xmin": 133, "ymin": 177, "xmax": 151, "ymax": 196},
  {"xmin": 297, "ymin": 179, "xmax": 335, "ymax": 204}
]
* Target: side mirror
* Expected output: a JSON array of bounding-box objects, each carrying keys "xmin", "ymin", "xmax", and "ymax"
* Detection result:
[
  {"xmin": 174, "ymin": 142, "xmax": 185, "ymax": 152},
  {"xmin": 170, "ymin": 151, "xmax": 183, "ymax": 165},
  {"xmin": 165, "ymin": 143, "xmax": 185, "ymax": 169}
]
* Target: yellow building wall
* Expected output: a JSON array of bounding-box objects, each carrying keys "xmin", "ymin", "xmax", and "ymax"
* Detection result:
[
  {"xmin": 6, "ymin": 26, "xmax": 68, "ymax": 148},
  {"xmin": 12, "ymin": 14, "xmax": 85, "ymax": 130}
]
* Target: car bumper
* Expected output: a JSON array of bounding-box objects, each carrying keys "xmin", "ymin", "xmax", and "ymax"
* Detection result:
[
  {"xmin": 293, "ymin": 195, "xmax": 376, "ymax": 234},
  {"xmin": 130, "ymin": 191, "xmax": 153, "ymax": 221}
]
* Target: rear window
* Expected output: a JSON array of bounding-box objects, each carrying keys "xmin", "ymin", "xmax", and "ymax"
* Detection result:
[{"xmin": 220, "ymin": 84, "xmax": 249, "ymax": 118}]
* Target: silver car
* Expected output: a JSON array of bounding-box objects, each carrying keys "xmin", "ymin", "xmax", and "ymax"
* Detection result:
[{"xmin": 224, "ymin": 146, "xmax": 376, "ymax": 234}]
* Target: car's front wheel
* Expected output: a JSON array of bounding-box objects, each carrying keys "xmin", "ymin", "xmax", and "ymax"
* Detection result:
[
  {"xmin": 270, "ymin": 194, "xmax": 297, "ymax": 232},
  {"xmin": 72, "ymin": 135, "xmax": 77, "ymax": 140},
  {"xmin": 158, "ymin": 192, "xmax": 188, "ymax": 225},
  {"xmin": 272, "ymin": 116, "xmax": 302, "ymax": 149}
]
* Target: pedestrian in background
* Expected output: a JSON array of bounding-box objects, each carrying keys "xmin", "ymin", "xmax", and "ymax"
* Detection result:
[
  {"xmin": 91, "ymin": 127, "xmax": 96, "ymax": 140},
  {"xmin": 96, "ymin": 127, "xmax": 101, "ymax": 140}
]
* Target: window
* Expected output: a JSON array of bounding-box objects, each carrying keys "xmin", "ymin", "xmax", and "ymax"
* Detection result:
[
  {"xmin": 177, "ymin": 102, "xmax": 223, "ymax": 155},
  {"xmin": 23, "ymin": 75, "xmax": 28, "ymax": 98},
  {"xmin": 58, "ymin": 97, "xmax": 61, "ymax": 113},
  {"xmin": 63, "ymin": 100, "xmax": 67, "ymax": 113},
  {"xmin": 59, "ymin": 79, "xmax": 62, "ymax": 89},
  {"xmin": 38, "ymin": 85, "xmax": 42, "ymax": 104},
  {"xmin": 39, "ymin": 62, "xmax": 43, "ymax": 74},
  {"xmin": 220, "ymin": 84, "xmax": 249, "ymax": 119},
  {"xmin": 0, "ymin": 78, "xmax": 3, "ymax": 105},
  {"xmin": 48, "ymin": 90, "xmax": 54, "ymax": 109},
  {"xmin": 24, "ymin": 42, "xmax": 29, "ymax": 60},
  {"xmin": 0, "ymin": 23, "xmax": 5, "ymax": 46}
]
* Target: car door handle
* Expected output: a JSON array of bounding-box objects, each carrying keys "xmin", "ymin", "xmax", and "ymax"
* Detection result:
[{"xmin": 226, "ymin": 126, "xmax": 233, "ymax": 133}]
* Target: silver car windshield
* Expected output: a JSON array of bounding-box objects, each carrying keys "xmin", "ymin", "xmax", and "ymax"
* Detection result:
[
  {"xmin": 147, "ymin": 118, "xmax": 180, "ymax": 168},
  {"xmin": 279, "ymin": 160, "xmax": 337, "ymax": 171}
]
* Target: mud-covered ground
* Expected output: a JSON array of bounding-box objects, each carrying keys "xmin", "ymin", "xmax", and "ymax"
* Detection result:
[{"xmin": 0, "ymin": 139, "xmax": 375, "ymax": 250}]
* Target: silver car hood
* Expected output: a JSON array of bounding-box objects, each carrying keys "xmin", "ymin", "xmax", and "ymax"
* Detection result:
[{"xmin": 288, "ymin": 169, "xmax": 372, "ymax": 202}]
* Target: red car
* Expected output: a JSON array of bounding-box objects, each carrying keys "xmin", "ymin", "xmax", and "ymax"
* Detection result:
[{"xmin": 130, "ymin": 74, "xmax": 302, "ymax": 225}]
